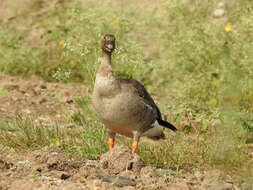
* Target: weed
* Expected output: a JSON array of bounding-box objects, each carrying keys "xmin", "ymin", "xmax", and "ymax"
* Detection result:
[{"xmin": 0, "ymin": 86, "xmax": 10, "ymax": 96}]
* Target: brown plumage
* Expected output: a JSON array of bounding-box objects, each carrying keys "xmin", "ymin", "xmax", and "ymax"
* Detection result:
[{"xmin": 92, "ymin": 34, "xmax": 177, "ymax": 153}]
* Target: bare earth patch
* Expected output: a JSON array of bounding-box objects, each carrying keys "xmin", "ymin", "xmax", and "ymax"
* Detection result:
[
  {"xmin": 0, "ymin": 75, "xmax": 247, "ymax": 190},
  {"xmin": 0, "ymin": 144, "xmax": 242, "ymax": 190},
  {"xmin": 0, "ymin": 75, "xmax": 89, "ymax": 124}
]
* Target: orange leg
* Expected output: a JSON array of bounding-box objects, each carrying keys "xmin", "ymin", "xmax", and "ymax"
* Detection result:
[
  {"xmin": 108, "ymin": 130, "xmax": 116, "ymax": 150},
  {"xmin": 132, "ymin": 140, "xmax": 139, "ymax": 153},
  {"xmin": 108, "ymin": 137, "xmax": 114, "ymax": 149}
]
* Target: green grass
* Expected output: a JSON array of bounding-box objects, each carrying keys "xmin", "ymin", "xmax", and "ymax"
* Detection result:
[
  {"xmin": 0, "ymin": 85, "xmax": 10, "ymax": 96},
  {"xmin": 0, "ymin": 0, "xmax": 252, "ymax": 185}
]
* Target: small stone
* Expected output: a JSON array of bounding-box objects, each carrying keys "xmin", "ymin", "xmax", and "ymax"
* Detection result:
[
  {"xmin": 40, "ymin": 84, "xmax": 47, "ymax": 89},
  {"xmin": 16, "ymin": 160, "xmax": 32, "ymax": 168},
  {"xmin": 100, "ymin": 145, "xmax": 144, "ymax": 174},
  {"xmin": 97, "ymin": 173, "xmax": 136, "ymax": 187},
  {"xmin": 61, "ymin": 173, "xmax": 71, "ymax": 180},
  {"xmin": 213, "ymin": 8, "xmax": 225, "ymax": 18},
  {"xmin": 66, "ymin": 99, "xmax": 73, "ymax": 104}
]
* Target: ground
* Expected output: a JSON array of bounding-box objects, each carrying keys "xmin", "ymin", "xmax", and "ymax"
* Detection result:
[
  {"xmin": 0, "ymin": 140, "xmax": 242, "ymax": 190},
  {"xmin": 0, "ymin": 75, "xmax": 249, "ymax": 190},
  {"xmin": 0, "ymin": 75, "xmax": 87, "ymax": 123}
]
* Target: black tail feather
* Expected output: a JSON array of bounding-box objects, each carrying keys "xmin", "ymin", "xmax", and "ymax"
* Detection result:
[{"xmin": 157, "ymin": 119, "xmax": 177, "ymax": 131}]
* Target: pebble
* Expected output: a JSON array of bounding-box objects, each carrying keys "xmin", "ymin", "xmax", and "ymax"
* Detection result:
[{"xmin": 213, "ymin": 8, "xmax": 225, "ymax": 18}]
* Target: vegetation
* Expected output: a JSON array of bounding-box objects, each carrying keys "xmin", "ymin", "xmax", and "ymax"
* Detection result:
[{"xmin": 0, "ymin": 0, "xmax": 252, "ymax": 185}]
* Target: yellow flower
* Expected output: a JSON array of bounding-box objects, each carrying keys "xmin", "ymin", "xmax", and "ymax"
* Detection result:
[
  {"xmin": 112, "ymin": 18, "xmax": 117, "ymax": 24},
  {"xmin": 70, "ymin": 60, "xmax": 76, "ymax": 68},
  {"xmin": 225, "ymin": 25, "xmax": 232, "ymax": 32},
  {"xmin": 59, "ymin": 40, "xmax": 65, "ymax": 46}
]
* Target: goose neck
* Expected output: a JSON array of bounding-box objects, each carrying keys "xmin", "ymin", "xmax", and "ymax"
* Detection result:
[{"xmin": 98, "ymin": 51, "xmax": 114, "ymax": 77}]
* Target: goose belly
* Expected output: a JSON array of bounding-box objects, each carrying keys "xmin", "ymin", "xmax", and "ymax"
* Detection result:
[{"xmin": 93, "ymin": 93, "xmax": 153, "ymax": 136}]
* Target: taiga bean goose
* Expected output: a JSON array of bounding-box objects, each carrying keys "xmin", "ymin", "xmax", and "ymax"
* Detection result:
[{"xmin": 92, "ymin": 34, "xmax": 177, "ymax": 153}]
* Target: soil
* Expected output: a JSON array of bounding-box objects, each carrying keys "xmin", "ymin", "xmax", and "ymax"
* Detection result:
[
  {"xmin": 0, "ymin": 75, "xmax": 246, "ymax": 190},
  {"xmin": 0, "ymin": 143, "xmax": 241, "ymax": 190},
  {"xmin": 0, "ymin": 75, "xmax": 89, "ymax": 123}
]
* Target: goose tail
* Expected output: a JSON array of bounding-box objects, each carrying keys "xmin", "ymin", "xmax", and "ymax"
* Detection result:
[{"xmin": 157, "ymin": 119, "xmax": 177, "ymax": 131}]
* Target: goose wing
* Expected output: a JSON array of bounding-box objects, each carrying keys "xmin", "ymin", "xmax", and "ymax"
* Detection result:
[{"xmin": 118, "ymin": 78, "xmax": 162, "ymax": 120}]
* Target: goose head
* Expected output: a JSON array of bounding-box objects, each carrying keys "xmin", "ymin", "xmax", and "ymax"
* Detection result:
[{"xmin": 102, "ymin": 34, "xmax": 116, "ymax": 54}]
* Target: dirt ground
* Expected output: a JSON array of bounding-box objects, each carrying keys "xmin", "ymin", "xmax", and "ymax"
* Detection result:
[
  {"xmin": 0, "ymin": 141, "xmax": 242, "ymax": 190},
  {"xmin": 0, "ymin": 75, "xmax": 88, "ymax": 123},
  {"xmin": 0, "ymin": 75, "xmax": 249, "ymax": 190}
]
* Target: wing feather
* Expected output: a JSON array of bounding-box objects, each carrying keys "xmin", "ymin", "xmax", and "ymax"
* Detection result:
[{"xmin": 118, "ymin": 78, "xmax": 162, "ymax": 120}]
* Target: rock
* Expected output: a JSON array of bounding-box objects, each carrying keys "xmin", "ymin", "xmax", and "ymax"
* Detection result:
[
  {"xmin": 100, "ymin": 145, "xmax": 144, "ymax": 174},
  {"xmin": 119, "ymin": 170, "xmax": 137, "ymax": 180},
  {"xmin": 16, "ymin": 160, "xmax": 32, "ymax": 168},
  {"xmin": 167, "ymin": 182, "xmax": 189, "ymax": 190},
  {"xmin": 60, "ymin": 172, "xmax": 71, "ymax": 180},
  {"xmin": 97, "ymin": 173, "xmax": 136, "ymax": 187},
  {"xmin": 66, "ymin": 99, "xmax": 73, "ymax": 104},
  {"xmin": 40, "ymin": 84, "xmax": 47, "ymax": 89},
  {"xmin": 213, "ymin": 8, "xmax": 225, "ymax": 18},
  {"xmin": 36, "ymin": 167, "xmax": 42, "ymax": 172}
]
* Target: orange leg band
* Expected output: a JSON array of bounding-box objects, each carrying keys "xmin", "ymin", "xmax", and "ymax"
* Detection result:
[
  {"xmin": 109, "ymin": 137, "xmax": 114, "ymax": 149},
  {"xmin": 132, "ymin": 140, "xmax": 138, "ymax": 153}
]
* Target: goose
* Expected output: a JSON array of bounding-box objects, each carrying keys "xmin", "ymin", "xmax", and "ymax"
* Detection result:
[{"xmin": 92, "ymin": 34, "xmax": 177, "ymax": 153}]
